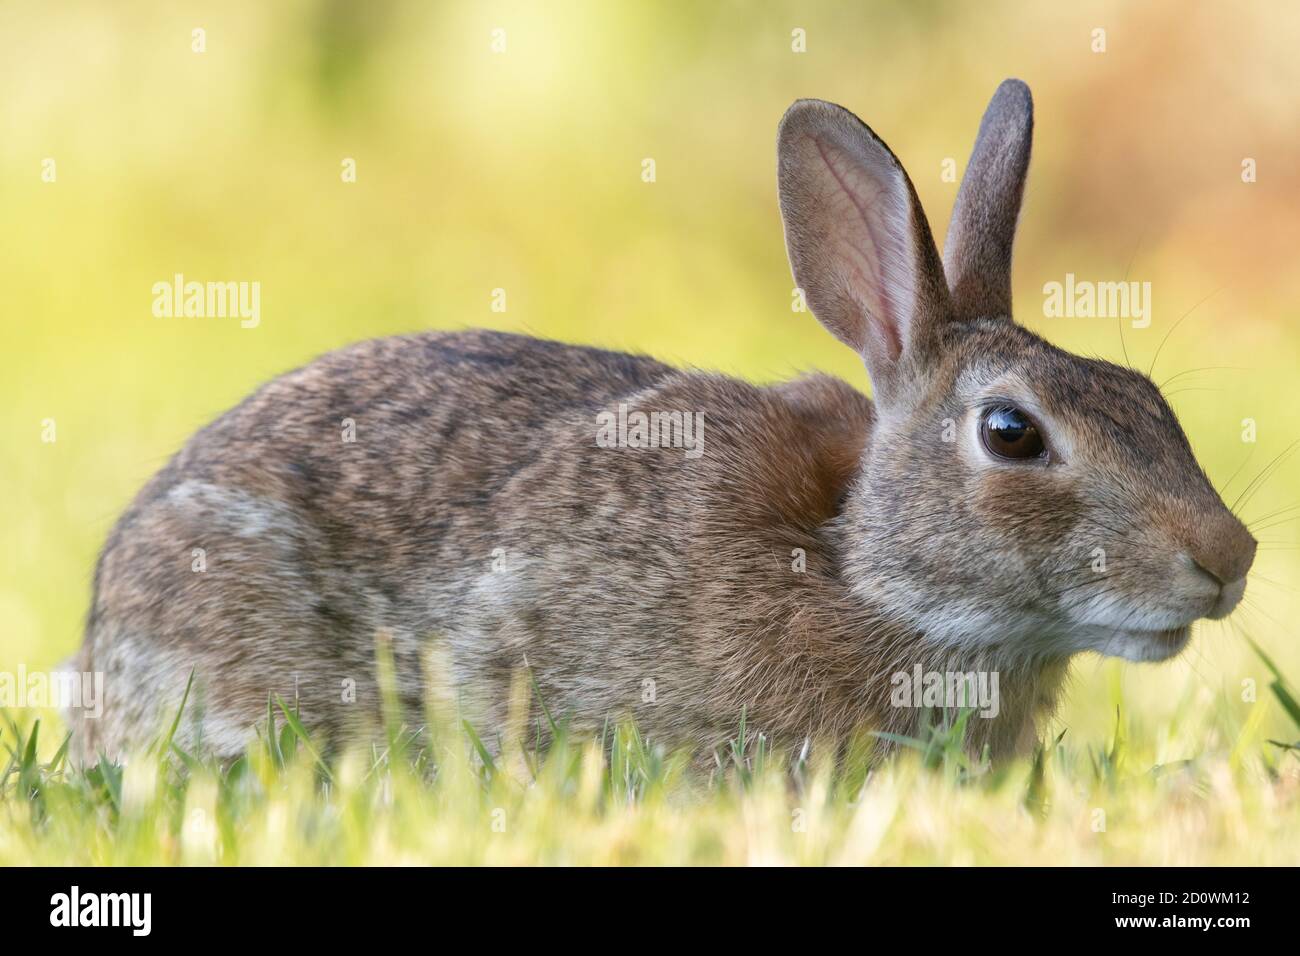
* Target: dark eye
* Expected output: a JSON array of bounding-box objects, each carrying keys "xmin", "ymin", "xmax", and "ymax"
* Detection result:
[{"xmin": 980, "ymin": 405, "xmax": 1046, "ymax": 461}]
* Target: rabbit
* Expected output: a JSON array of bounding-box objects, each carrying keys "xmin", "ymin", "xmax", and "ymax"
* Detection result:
[{"xmin": 66, "ymin": 79, "xmax": 1255, "ymax": 765}]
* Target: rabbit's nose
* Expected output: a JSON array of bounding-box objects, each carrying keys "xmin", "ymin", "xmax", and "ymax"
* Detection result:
[{"xmin": 1185, "ymin": 513, "xmax": 1256, "ymax": 613}]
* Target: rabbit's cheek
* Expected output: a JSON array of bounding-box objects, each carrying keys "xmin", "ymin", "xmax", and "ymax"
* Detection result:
[{"xmin": 970, "ymin": 466, "xmax": 1080, "ymax": 552}]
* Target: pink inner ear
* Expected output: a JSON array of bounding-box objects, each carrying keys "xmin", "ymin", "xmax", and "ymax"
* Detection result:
[
  {"xmin": 810, "ymin": 136, "xmax": 912, "ymax": 365},
  {"xmin": 868, "ymin": 310, "xmax": 902, "ymax": 363}
]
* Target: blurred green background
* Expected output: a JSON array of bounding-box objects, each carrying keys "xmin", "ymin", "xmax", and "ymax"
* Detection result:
[{"xmin": 2, "ymin": 0, "xmax": 1297, "ymax": 749}]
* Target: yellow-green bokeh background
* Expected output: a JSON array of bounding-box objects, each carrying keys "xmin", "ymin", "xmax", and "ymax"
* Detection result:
[{"xmin": 3, "ymin": 0, "xmax": 1298, "ymax": 751}]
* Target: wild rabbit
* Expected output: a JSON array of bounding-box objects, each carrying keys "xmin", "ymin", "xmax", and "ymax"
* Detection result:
[{"xmin": 68, "ymin": 79, "xmax": 1254, "ymax": 763}]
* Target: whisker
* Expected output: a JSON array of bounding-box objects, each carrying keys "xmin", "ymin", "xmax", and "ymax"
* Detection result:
[
  {"xmin": 1156, "ymin": 365, "xmax": 1247, "ymax": 391},
  {"xmin": 1230, "ymin": 438, "xmax": 1300, "ymax": 515},
  {"xmin": 1217, "ymin": 447, "xmax": 1256, "ymax": 498},
  {"xmin": 1116, "ymin": 229, "xmax": 1144, "ymax": 369},
  {"xmin": 1180, "ymin": 628, "xmax": 1217, "ymax": 688},
  {"xmin": 1243, "ymin": 500, "xmax": 1300, "ymax": 528},
  {"xmin": 1249, "ymin": 514, "xmax": 1300, "ymax": 535},
  {"xmin": 1147, "ymin": 286, "xmax": 1224, "ymax": 378},
  {"xmin": 1247, "ymin": 573, "xmax": 1299, "ymax": 595},
  {"xmin": 1238, "ymin": 595, "xmax": 1288, "ymax": 635}
]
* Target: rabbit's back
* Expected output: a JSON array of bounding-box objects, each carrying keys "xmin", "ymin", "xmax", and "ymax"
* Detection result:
[{"xmin": 73, "ymin": 330, "xmax": 879, "ymax": 758}]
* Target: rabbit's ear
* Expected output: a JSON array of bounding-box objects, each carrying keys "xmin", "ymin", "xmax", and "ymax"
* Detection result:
[
  {"xmin": 778, "ymin": 99, "xmax": 952, "ymax": 405},
  {"xmin": 943, "ymin": 79, "xmax": 1033, "ymax": 321}
]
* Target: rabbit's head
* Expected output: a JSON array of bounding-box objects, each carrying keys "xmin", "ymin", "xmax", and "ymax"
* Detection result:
[{"xmin": 777, "ymin": 79, "xmax": 1255, "ymax": 663}]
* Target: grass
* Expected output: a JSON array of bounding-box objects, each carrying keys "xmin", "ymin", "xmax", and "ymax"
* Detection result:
[{"xmin": 3, "ymin": 649, "xmax": 1299, "ymax": 867}]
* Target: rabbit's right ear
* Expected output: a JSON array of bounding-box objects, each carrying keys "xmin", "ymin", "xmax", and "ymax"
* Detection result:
[
  {"xmin": 942, "ymin": 79, "xmax": 1033, "ymax": 321},
  {"xmin": 778, "ymin": 99, "xmax": 952, "ymax": 406}
]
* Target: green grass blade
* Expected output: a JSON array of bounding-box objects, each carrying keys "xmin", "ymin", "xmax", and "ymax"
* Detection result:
[
  {"xmin": 275, "ymin": 694, "xmax": 333, "ymax": 782},
  {"xmin": 461, "ymin": 719, "xmax": 496, "ymax": 778},
  {"xmin": 156, "ymin": 668, "xmax": 195, "ymax": 760}
]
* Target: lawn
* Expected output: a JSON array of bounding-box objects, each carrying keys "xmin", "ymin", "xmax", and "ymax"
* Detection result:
[{"xmin": 3, "ymin": 646, "xmax": 1299, "ymax": 866}]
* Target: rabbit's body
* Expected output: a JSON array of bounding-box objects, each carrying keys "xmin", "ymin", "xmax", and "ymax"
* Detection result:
[
  {"xmin": 69, "ymin": 79, "xmax": 1255, "ymax": 763},
  {"xmin": 73, "ymin": 329, "xmax": 1059, "ymax": 760}
]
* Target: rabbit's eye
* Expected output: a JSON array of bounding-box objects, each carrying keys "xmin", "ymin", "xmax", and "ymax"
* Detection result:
[{"xmin": 980, "ymin": 405, "xmax": 1046, "ymax": 461}]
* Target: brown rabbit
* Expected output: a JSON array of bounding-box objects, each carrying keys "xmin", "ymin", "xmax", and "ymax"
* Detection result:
[{"xmin": 67, "ymin": 80, "xmax": 1255, "ymax": 763}]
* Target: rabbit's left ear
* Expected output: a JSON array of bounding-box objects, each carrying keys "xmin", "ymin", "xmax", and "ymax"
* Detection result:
[
  {"xmin": 777, "ymin": 99, "xmax": 953, "ymax": 406},
  {"xmin": 943, "ymin": 79, "xmax": 1034, "ymax": 321}
]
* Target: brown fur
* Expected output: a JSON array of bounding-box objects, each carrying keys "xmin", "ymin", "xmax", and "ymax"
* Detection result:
[{"xmin": 67, "ymin": 81, "xmax": 1253, "ymax": 765}]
